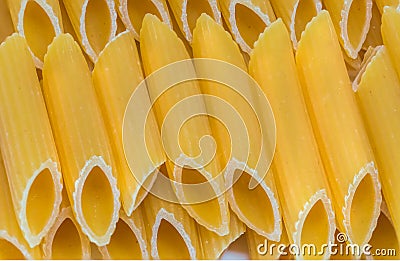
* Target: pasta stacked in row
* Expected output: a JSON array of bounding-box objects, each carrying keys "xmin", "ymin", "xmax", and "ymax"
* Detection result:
[{"xmin": 0, "ymin": 0, "xmax": 399, "ymax": 259}]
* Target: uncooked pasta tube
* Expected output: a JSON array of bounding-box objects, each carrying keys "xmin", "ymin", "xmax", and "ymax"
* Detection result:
[
  {"xmin": 42, "ymin": 205, "xmax": 91, "ymax": 259},
  {"xmin": 268, "ymin": 0, "xmax": 322, "ymax": 48},
  {"xmin": 92, "ymin": 31, "xmax": 165, "ymax": 216},
  {"xmin": 249, "ymin": 18, "xmax": 336, "ymax": 259},
  {"xmin": 98, "ymin": 209, "xmax": 149, "ymax": 259},
  {"xmin": 198, "ymin": 211, "xmax": 246, "ymax": 259},
  {"xmin": 0, "ymin": 153, "xmax": 41, "ymax": 259},
  {"xmin": 218, "ymin": 0, "xmax": 276, "ymax": 54},
  {"xmin": 62, "ymin": 0, "xmax": 117, "ymax": 61},
  {"xmin": 362, "ymin": 2, "xmax": 383, "ymax": 50},
  {"xmin": 0, "ymin": 0, "xmax": 14, "ymax": 43},
  {"xmin": 323, "ymin": 0, "xmax": 373, "ymax": 58},
  {"xmin": 381, "ymin": 6, "xmax": 400, "ymax": 78},
  {"xmin": 6, "ymin": 0, "xmax": 62, "ymax": 68},
  {"xmin": 140, "ymin": 14, "xmax": 229, "ymax": 236},
  {"xmin": 167, "ymin": 0, "xmax": 221, "ymax": 42},
  {"xmin": 42, "ymin": 34, "xmax": 120, "ymax": 246},
  {"xmin": 192, "ymin": 13, "xmax": 281, "ymax": 241},
  {"xmin": 296, "ymin": 10, "xmax": 382, "ymax": 247},
  {"xmin": 0, "ymin": 34, "xmax": 63, "ymax": 248},
  {"xmin": 353, "ymin": 45, "xmax": 400, "ymax": 243},
  {"xmin": 375, "ymin": 0, "xmax": 399, "ymax": 13},
  {"xmin": 142, "ymin": 179, "xmax": 200, "ymax": 260},
  {"xmin": 116, "ymin": 0, "xmax": 171, "ymax": 39}
]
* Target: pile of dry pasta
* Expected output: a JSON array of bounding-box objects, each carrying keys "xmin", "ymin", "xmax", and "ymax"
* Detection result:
[{"xmin": 0, "ymin": 0, "xmax": 400, "ymax": 259}]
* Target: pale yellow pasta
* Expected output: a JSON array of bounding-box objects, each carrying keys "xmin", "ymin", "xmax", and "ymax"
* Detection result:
[
  {"xmin": 296, "ymin": 11, "xmax": 382, "ymax": 246},
  {"xmin": 0, "ymin": 0, "xmax": 14, "ymax": 43},
  {"xmin": 62, "ymin": 0, "xmax": 117, "ymax": 61},
  {"xmin": 6, "ymin": 0, "xmax": 62, "ymax": 68},
  {"xmin": 381, "ymin": 6, "xmax": 400, "ymax": 78},
  {"xmin": 42, "ymin": 34, "xmax": 120, "ymax": 246},
  {"xmin": 0, "ymin": 34, "xmax": 63, "ymax": 248},
  {"xmin": 218, "ymin": 0, "xmax": 276, "ymax": 53}
]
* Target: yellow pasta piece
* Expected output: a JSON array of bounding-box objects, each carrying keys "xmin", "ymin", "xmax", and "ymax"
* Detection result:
[
  {"xmin": 116, "ymin": 0, "xmax": 171, "ymax": 40},
  {"xmin": 362, "ymin": 1, "xmax": 383, "ymax": 50},
  {"xmin": 296, "ymin": 11, "xmax": 382, "ymax": 246},
  {"xmin": 0, "ymin": 34, "xmax": 63, "ymax": 248},
  {"xmin": 93, "ymin": 31, "xmax": 165, "ymax": 215},
  {"xmin": 0, "ymin": 153, "xmax": 41, "ymax": 259},
  {"xmin": 167, "ymin": 0, "xmax": 221, "ymax": 42},
  {"xmin": 375, "ymin": 0, "xmax": 399, "ymax": 13},
  {"xmin": 249, "ymin": 19, "xmax": 336, "ymax": 259},
  {"xmin": 6, "ymin": 0, "xmax": 62, "ymax": 68},
  {"xmin": 62, "ymin": 0, "xmax": 117, "ymax": 61},
  {"xmin": 198, "ymin": 211, "xmax": 246, "ymax": 259},
  {"xmin": 247, "ymin": 224, "xmax": 291, "ymax": 260},
  {"xmin": 0, "ymin": 0, "xmax": 14, "ymax": 43},
  {"xmin": 98, "ymin": 209, "xmax": 149, "ymax": 259},
  {"xmin": 353, "ymin": 45, "xmax": 400, "ymax": 242},
  {"xmin": 42, "ymin": 33, "xmax": 120, "ymax": 246},
  {"xmin": 218, "ymin": 0, "xmax": 276, "ymax": 54},
  {"xmin": 381, "ymin": 6, "xmax": 400, "ymax": 79},
  {"xmin": 323, "ymin": 0, "xmax": 373, "ymax": 58},
  {"xmin": 140, "ymin": 14, "xmax": 229, "ymax": 236},
  {"xmin": 142, "ymin": 175, "xmax": 201, "ymax": 260},
  {"xmin": 268, "ymin": 0, "xmax": 322, "ymax": 48},
  {"xmin": 42, "ymin": 204, "xmax": 91, "ymax": 259},
  {"xmin": 192, "ymin": 14, "xmax": 281, "ymax": 241}
]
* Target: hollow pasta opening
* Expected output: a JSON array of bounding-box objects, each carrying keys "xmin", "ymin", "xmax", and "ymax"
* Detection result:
[
  {"xmin": 0, "ymin": 239, "xmax": 25, "ymax": 259},
  {"xmin": 26, "ymin": 168, "xmax": 55, "ymax": 236},
  {"xmin": 232, "ymin": 170, "xmax": 275, "ymax": 234},
  {"xmin": 300, "ymin": 200, "xmax": 330, "ymax": 259},
  {"xmin": 368, "ymin": 212, "xmax": 399, "ymax": 259},
  {"xmin": 294, "ymin": 0, "xmax": 319, "ymax": 42},
  {"xmin": 128, "ymin": 0, "xmax": 162, "ymax": 34},
  {"xmin": 186, "ymin": 0, "xmax": 214, "ymax": 32},
  {"xmin": 52, "ymin": 218, "xmax": 82, "ymax": 259},
  {"xmin": 23, "ymin": 1, "xmax": 56, "ymax": 62},
  {"xmin": 106, "ymin": 219, "xmax": 142, "ymax": 259},
  {"xmin": 347, "ymin": 0, "xmax": 368, "ymax": 49},
  {"xmin": 84, "ymin": 0, "xmax": 112, "ymax": 55},
  {"xmin": 181, "ymin": 167, "xmax": 222, "ymax": 229},
  {"xmin": 234, "ymin": 3, "xmax": 266, "ymax": 49},
  {"xmin": 350, "ymin": 174, "xmax": 376, "ymax": 245},
  {"xmin": 157, "ymin": 219, "xmax": 190, "ymax": 259},
  {"xmin": 81, "ymin": 166, "xmax": 114, "ymax": 236}
]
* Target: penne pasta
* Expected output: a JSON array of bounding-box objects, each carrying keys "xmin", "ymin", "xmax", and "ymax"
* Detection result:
[
  {"xmin": 62, "ymin": 0, "xmax": 117, "ymax": 62},
  {"xmin": 98, "ymin": 210, "xmax": 149, "ymax": 259},
  {"xmin": 296, "ymin": 11, "xmax": 382, "ymax": 247},
  {"xmin": 0, "ymin": 152, "xmax": 41, "ymax": 259},
  {"xmin": 323, "ymin": 0, "xmax": 373, "ymax": 58},
  {"xmin": 218, "ymin": 0, "xmax": 276, "ymax": 54},
  {"xmin": 381, "ymin": 6, "xmax": 400, "ymax": 78},
  {"xmin": 353, "ymin": 45, "xmax": 400, "ymax": 243},
  {"xmin": 6, "ymin": 0, "xmax": 62, "ymax": 68},
  {"xmin": 140, "ymin": 14, "xmax": 229, "ymax": 236},
  {"xmin": 249, "ymin": 19, "xmax": 336, "ymax": 259},
  {"xmin": 42, "ymin": 33, "xmax": 120, "ymax": 246},
  {"xmin": 142, "ymin": 174, "xmax": 200, "ymax": 260},
  {"xmin": 116, "ymin": 0, "xmax": 171, "ymax": 40},
  {"xmin": 42, "ymin": 205, "xmax": 91, "ymax": 259},
  {"xmin": 268, "ymin": 0, "xmax": 322, "ymax": 48},
  {"xmin": 198, "ymin": 211, "xmax": 246, "ymax": 259},
  {"xmin": 375, "ymin": 0, "xmax": 399, "ymax": 13},
  {"xmin": 0, "ymin": 34, "xmax": 63, "ymax": 248},
  {"xmin": 192, "ymin": 14, "xmax": 281, "ymax": 241},
  {"xmin": 167, "ymin": 0, "xmax": 222, "ymax": 42},
  {"xmin": 93, "ymin": 31, "xmax": 165, "ymax": 216},
  {"xmin": 0, "ymin": 0, "xmax": 14, "ymax": 43},
  {"xmin": 362, "ymin": 1, "xmax": 383, "ymax": 50}
]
